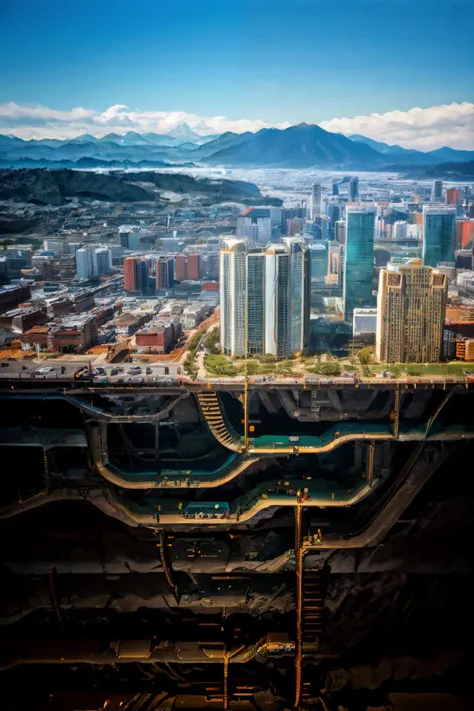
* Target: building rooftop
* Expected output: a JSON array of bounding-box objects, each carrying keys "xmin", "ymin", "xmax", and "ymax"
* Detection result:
[
  {"xmin": 25, "ymin": 324, "xmax": 49, "ymax": 334},
  {"xmin": 54, "ymin": 314, "xmax": 96, "ymax": 328}
]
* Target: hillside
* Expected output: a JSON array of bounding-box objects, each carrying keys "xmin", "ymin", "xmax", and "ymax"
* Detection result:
[
  {"xmin": 120, "ymin": 171, "xmax": 280, "ymax": 205},
  {"xmin": 0, "ymin": 168, "xmax": 269, "ymax": 206},
  {"xmin": 0, "ymin": 169, "xmax": 154, "ymax": 204},
  {"xmin": 0, "ymin": 157, "xmax": 188, "ymax": 170},
  {"xmin": 121, "ymin": 170, "xmax": 261, "ymax": 199},
  {"xmin": 396, "ymin": 161, "xmax": 474, "ymax": 180}
]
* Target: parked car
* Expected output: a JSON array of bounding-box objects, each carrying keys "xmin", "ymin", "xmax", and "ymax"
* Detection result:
[
  {"xmin": 35, "ymin": 366, "xmax": 56, "ymax": 378},
  {"xmin": 128, "ymin": 366, "xmax": 142, "ymax": 375}
]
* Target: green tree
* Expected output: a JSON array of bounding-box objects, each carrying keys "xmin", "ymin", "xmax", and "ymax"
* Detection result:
[
  {"xmin": 275, "ymin": 367, "xmax": 293, "ymax": 377},
  {"xmin": 359, "ymin": 347, "xmax": 374, "ymax": 365},
  {"xmin": 319, "ymin": 362, "xmax": 341, "ymax": 376},
  {"xmin": 244, "ymin": 361, "xmax": 260, "ymax": 375},
  {"xmin": 204, "ymin": 327, "xmax": 220, "ymax": 355},
  {"xmin": 184, "ymin": 354, "xmax": 198, "ymax": 378},
  {"xmin": 259, "ymin": 354, "xmax": 277, "ymax": 364}
]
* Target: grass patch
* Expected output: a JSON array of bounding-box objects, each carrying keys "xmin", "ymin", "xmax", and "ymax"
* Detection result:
[
  {"xmin": 370, "ymin": 362, "xmax": 471, "ymax": 377},
  {"xmin": 204, "ymin": 354, "xmax": 237, "ymax": 377},
  {"xmin": 236, "ymin": 362, "xmax": 276, "ymax": 376},
  {"xmin": 278, "ymin": 360, "xmax": 295, "ymax": 369}
]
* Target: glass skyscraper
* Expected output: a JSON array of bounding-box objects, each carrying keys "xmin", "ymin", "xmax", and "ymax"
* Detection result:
[
  {"xmin": 343, "ymin": 206, "xmax": 376, "ymax": 323},
  {"xmin": 220, "ymin": 238, "xmax": 310, "ymax": 358},
  {"xmin": 263, "ymin": 239, "xmax": 310, "ymax": 358},
  {"xmin": 348, "ymin": 176, "xmax": 359, "ymax": 201},
  {"xmin": 422, "ymin": 206, "xmax": 456, "ymax": 267},
  {"xmin": 264, "ymin": 245, "xmax": 289, "ymax": 357},
  {"xmin": 309, "ymin": 242, "xmax": 328, "ymax": 284},
  {"xmin": 286, "ymin": 238, "xmax": 311, "ymax": 356},
  {"xmin": 247, "ymin": 253, "xmax": 265, "ymax": 354},
  {"xmin": 220, "ymin": 239, "xmax": 247, "ymax": 356},
  {"xmin": 308, "ymin": 183, "xmax": 321, "ymax": 219}
]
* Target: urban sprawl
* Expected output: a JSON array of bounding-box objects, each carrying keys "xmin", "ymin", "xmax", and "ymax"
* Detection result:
[{"xmin": 1, "ymin": 174, "xmax": 474, "ymax": 383}]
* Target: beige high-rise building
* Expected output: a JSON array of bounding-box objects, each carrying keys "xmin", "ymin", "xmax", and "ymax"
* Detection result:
[{"xmin": 376, "ymin": 261, "xmax": 447, "ymax": 363}]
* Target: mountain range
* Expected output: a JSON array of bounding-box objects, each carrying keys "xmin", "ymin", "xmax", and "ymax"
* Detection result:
[
  {"xmin": 1, "ymin": 122, "xmax": 473, "ymax": 170},
  {"xmin": 349, "ymin": 134, "xmax": 474, "ymax": 165}
]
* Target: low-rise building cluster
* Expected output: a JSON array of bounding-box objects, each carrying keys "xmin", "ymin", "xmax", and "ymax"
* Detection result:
[{"xmin": 2, "ymin": 174, "xmax": 474, "ymax": 370}]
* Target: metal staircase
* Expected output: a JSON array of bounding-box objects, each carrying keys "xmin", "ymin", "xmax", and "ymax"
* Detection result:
[
  {"xmin": 302, "ymin": 570, "xmax": 324, "ymax": 653},
  {"xmin": 393, "ymin": 384, "xmax": 400, "ymax": 438},
  {"xmin": 424, "ymin": 384, "xmax": 463, "ymax": 438},
  {"xmin": 42, "ymin": 448, "xmax": 50, "ymax": 489},
  {"xmin": 197, "ymin": 392, "xmax": 241, "ymax": 452},
  {"xmin": 158, "ymin": 532, "xmax": 177, "ymax": 599}
]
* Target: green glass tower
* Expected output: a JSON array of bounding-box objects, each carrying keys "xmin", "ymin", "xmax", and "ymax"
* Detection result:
[
  {"xmin": 343, "ymin": 206, "xmax": 375, "ymax": 323},
  {"xmin": 422, "ymin": 206, "xmax": 456, "ymax": 267}
]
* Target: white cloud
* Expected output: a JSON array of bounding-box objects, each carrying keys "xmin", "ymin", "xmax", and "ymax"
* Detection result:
[
  {"xmin": 0, "ymin": 101, "xmax": 95, "ymax": 122},
  {"xmin": 320, "ymin": 102, "xmax": 474, "ymax": 151},
  {"xmin": 0, "ymin": 101, "xmax": 473, "ymax": 151},
  {"xmin": 0, "ymin": 102, "xmax": 290, "ymax": 140}
]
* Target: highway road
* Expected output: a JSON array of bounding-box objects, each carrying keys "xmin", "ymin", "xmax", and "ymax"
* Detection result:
[{"xmin": 0, "ymin": 359, "xmax": 182, "ymax": 383}]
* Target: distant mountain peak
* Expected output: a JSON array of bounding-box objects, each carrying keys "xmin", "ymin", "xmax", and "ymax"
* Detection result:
[
  {"xmin": 167, "ymin": 122, "xmax": 203, "ymax": 142},
  {"xmin": 73, "ymin": 133, "xmax": 100, "ymax": 144},
  {"xmin": 203, "ymin": 122, "xmax": 385, "ymax": 168},
  {"xmin": 96, "ymin": 131, "xmax": 156, "ymax": 146}
]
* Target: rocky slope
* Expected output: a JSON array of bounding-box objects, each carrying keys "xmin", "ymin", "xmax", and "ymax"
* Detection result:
[
  {"xmin": 0, "ymin": 168, "xmax": 267, "ymax": 206},
  {"xmin": 0, "ymin": 168, "xmax": 153, "ymax": 205},
  {"xmin": 121, "ymin": 170, "xmax": 262, "ymax": 201}
]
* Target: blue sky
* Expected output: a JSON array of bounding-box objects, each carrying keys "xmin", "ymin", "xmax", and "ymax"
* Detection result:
[{"xmin": 0, "ymin": 0, "xmax": 473, "ymax": 148}]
